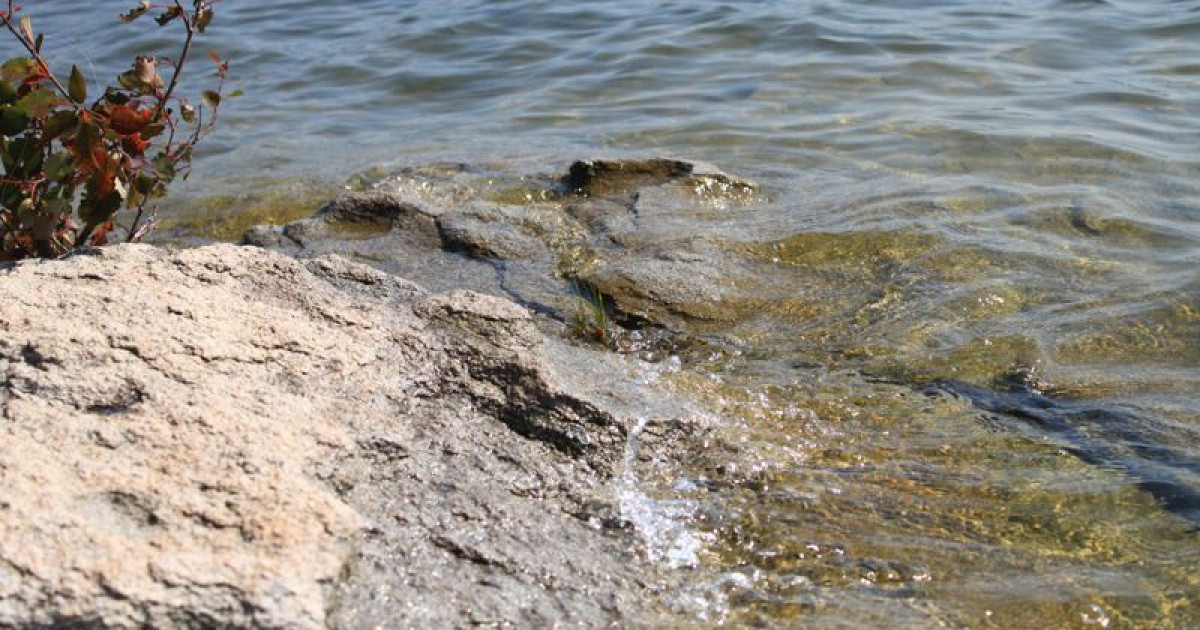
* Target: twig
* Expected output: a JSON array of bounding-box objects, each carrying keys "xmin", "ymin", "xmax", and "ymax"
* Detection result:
[
  {"xmin": 152, "ymin": 0, "xmax": 198, "ymax": 121},
  {"xmin": 0, "ymin": 0, "xmax": 75, "ymax": 104}
]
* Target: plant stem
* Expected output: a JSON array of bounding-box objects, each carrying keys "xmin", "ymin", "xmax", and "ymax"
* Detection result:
[
  {"xmin": 0, "ymin": 0, "xmax": 74, "ymax": 104},
  {"xmin": 152, "ymin": 1, "xmax": 197, "ymax": 121}
]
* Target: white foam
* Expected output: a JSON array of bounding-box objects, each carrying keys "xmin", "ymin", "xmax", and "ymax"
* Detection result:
[{"xmin": 617, "ymin": 415, "xmax": 702, "ymax": 569}]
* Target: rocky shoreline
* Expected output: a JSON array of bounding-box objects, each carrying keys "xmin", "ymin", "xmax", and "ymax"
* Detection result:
[
  {"xmin": 8, "ymin": 156, "xmax": 1183, "ymax": 629},
  {"xmin": 0, "ymin": 242, "xmax": 713, "ymax": 628}
]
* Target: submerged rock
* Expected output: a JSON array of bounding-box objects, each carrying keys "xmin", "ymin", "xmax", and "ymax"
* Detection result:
[
  {"xmin": 241, "ymin": 157, "xmax": 765, "ymax": 335},
  {"xmin": 580, "ymin": 238, "xmax": 771, "ymax": 330},
  {"xmin": 0, "ymin": 244, "xmax": 709, "ymax": 628},
  {"xmin": 243, "ymin": 190, "xmax": 440, "ymax": 248}
]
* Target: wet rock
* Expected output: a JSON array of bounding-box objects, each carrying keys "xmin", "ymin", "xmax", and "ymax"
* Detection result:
[
  {"xmin": 564, "ymin": 158, "xmax": 756, "ymax": 199},
  {"xmin": 564, "ymin": 197, "xmax": 636, "ymax": 234},
  {"xmin": 437, "ymin": 203, "xmax": 581, "ymax": 261},
  {"xmin": 242, "ymin": 191, "xmax": 440, "ymax": 248},
  {"xmin": 929, "ymin": 378, "xmax": 1200, "ymax": 528},
  {"xmin": 241, "ymin": 158, "xmax": 765, "ymax": 335},
  {"xmin": 565, "ymin": 158, "xmax": 693, "ymax": 197},
  {"xmin": 0, "ymin": 243, "xmax": 709, "ymax": 628},
  {"xmin": 581, "ymin": 239, "xmax": 770, "ymax": 330},
  {"xmin": 241, "ymin": 223, "xmax": 291, "ymax": 248},
  {"xmin": 438, "ymin": 210, "xmax": 546, "ymax": 259}
]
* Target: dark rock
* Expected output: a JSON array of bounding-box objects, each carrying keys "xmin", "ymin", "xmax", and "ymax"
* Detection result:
[{"xmin": 564, "ymin": 158, "xmax": 757, "ymax": 199}]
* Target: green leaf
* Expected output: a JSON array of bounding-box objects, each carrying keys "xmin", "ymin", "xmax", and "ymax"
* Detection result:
[
  {"xmin": 79, "ymin": 184, "xmax": 122, "ymax": 225},
  {"xmin": 117, "ymin": 71, "xmax": 139, "ymax": 92},
  {"xmin": 44, "ymin": 151, "xmax": 73, "ymax": 180},
  {"xmin": 124, "ymin": 185, "xmax": 143, "ymax": 210},
  {"xmin": 227, "ymin": 89, "xmax": 244, "ymax": 98},
  {"xmin": 4, "ymin": 136, "xmax": 38, "ymax": 173},
  {"xmin": 68, "ymin": 65, "xmax": 87, "ymax": 104},
  {"xmin": 79, "ymin": 194, "xmax": 121, "ymax": 225},
  {"xmin": 140, "ymin": 122, "xmax": 166, "ymax": 139},
  {"xmin": 1, "ymin": 58, "xmax": 35, "ymax": 82},
  {"xmin": 151, "ymin": 153, "xmax": 177, "ymax": 182},
  {"xmin": 43, "ymin": 110, "xmax": 78, "ymax": 140},
  {"xmin": 0, "ymin": 106, "xmax": 27, "ymax": 136},
  {"xmin": 16, "ymin": 197, "xmax": 37, "ymax": 226},
  {"xmin": 134, "ymin": 172, "xmax": 159, "ymax": 195},
  {"xmin": 201, "ymin": 90, "xmax": 220, "ymax": 110},
  {"xmin": 15, "ymin": 89, "xmax": 62, "ymax": 119},
  {"xmin": 44, "ymin": 197, "xmax": 70, "ymax": 216},
  {"xmin": 0, "ymin": 80, "xmax": 16, "ymax": 105},
  {"xmin": 5, "ymin": 136, "xmax": 44, "ymax": 176}
]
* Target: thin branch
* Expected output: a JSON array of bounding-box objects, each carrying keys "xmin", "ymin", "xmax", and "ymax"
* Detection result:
[
  {"xmin": 0, "ymin": 1, "xmax": 75, "ymax": 103},
  {"xmin": 152, "ymin": 0, "xmax": 198, "ymax": 121},
  {"xmin": 126, "ymin": 200, "xmax": 151, "ymax": 243}
]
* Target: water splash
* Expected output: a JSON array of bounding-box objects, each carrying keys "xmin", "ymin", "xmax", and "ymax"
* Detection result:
[{"xmin": 617, "ymin": 414, "xmax": 702, "ymax": 569}]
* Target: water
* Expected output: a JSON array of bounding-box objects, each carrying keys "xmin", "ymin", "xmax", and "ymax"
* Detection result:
[
  {"xmin": 15, "ymin": 1, "xmax": 1200, "ymax": 627},
  {"xmin": 619, "ymin": 413, "xmax": 703, "ymax": 570}
]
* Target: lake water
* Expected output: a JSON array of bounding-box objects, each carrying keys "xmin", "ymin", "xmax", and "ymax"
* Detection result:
[{"xmin": 21, "ymin": 1, "xmax": 1200, "ymax": 627}]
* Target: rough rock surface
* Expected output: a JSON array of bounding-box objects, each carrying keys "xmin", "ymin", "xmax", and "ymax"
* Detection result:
[{"xmin": 0, "ymin": 243, "xmax": 707, "ymax": 628}]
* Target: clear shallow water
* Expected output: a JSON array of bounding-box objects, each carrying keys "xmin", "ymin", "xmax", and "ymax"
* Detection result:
[{"xmin": 19, "ymin": 1, "xmax": 1200, "ymax": 627}]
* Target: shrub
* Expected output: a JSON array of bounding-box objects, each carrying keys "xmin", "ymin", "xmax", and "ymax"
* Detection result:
[{"xmin": 0, "ymin": 0, "xmax": 230, "ymax": 259}]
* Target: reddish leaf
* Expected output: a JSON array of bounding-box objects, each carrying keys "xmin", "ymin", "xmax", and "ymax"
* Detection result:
[
  {"xmin": 109, "ymin": 104, "xmax": 151, "ymax": 135},
  {"xmin": 89, "ymin": 220, "xmax": 113, "ymax": 246},
  {"xmin": 121, "ymin": 132, "xmax": 151, "ymax": 156},
  {"xmin": 91, "ymin": 168, "xmax": 117, "ymax": 200},
  {"xmin": 72, "ymin": 120, "xmax": 104, "ymax": 171}
]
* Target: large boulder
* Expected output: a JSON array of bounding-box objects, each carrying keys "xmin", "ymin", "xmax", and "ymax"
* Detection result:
[{"xmin": 0, "ymin": 244, "xmax": 707, "ymax": 628}]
